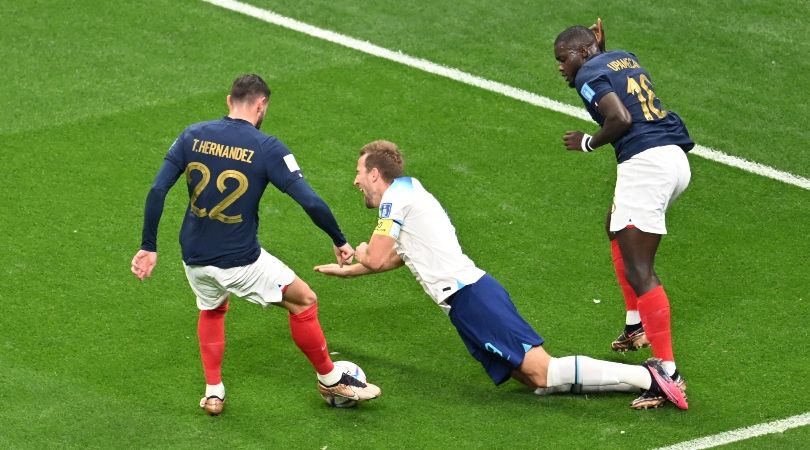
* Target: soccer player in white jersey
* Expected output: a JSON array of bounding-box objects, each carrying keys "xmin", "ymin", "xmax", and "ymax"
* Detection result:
[{"xmin": 314, "ymin": 140, "xmax": 688, "ymax": 410}]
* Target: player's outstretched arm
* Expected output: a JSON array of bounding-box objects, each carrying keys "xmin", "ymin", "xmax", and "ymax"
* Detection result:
[
  {"xmin": 356, "ymin": 235, "xmax": 403, "ymax": 272},
  {"xmin": 131, "ymin": 249, "xmax": 157, "ymax": 280},
  {"xmin": 315, "ymin": 239, "xmax": 403, "ymax": 277},
  {"xmin": 285, "ymin": 179, "xmax": 351, "ymax": 256},
  {"xmin": 314, "ymin": 262, "xmax": 373, "ymax": 278}
]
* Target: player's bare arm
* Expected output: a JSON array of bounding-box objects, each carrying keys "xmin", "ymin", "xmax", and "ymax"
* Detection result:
[
  {"xmin": 314, "ymin": 262, "xmax": 372, "ymax": 277},
  {"xmin": 315, "ymin": 244, "xmax": 402, "ymax": 277},
  {"xmin": 356, "ymin": 233, "xmax": 403, "ymax": 272},
  {"xmin": 563, "ymin": 92, "xmax": 631, "ymax": 152},
  {"xmin": 592, "ymin": 92, "xmax": 632, "ymax": 146}
]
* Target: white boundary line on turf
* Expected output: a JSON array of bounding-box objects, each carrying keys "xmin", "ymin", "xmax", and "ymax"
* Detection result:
[
  {"xmin": 655, "ymin": 412, "xmax": 810, "ymax": 450},
  {"xmin": 202, "ymin": 0, "xmax": 810, "ymax": 191}
]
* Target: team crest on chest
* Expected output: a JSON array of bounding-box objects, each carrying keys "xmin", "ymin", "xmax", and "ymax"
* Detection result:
[{"xmin": 380, "ymin": 203, "xmax": 392, "ymax": 218}]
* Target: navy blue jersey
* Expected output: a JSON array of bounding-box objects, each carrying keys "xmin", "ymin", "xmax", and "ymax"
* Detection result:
[
  {"xmin": 140, "ymin": 116, "xmax": 346, "ymax": 268},
  {"xmin": 575, "ymin": 50, "xmax": 694, "ymax": 163}
]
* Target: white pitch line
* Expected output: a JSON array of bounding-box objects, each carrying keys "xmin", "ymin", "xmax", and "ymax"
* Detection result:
[
  {"xmin": 201, "ymin": 0, "xmax": 810, "ymax": 193},
  {"xmin": 655, "ymin": 412, "xmax": 810, "ymax": 450}
]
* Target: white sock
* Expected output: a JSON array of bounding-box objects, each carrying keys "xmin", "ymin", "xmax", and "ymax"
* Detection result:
[
  {"xmin": 535, "ymin": 383, "xmax": 640, "ymax": 395},
  {"xmin": 662, "ymin": 361, "xmax": 677, "ymax": 376},
  {"xmin": 625, "ymin": 310, "xmax": 641, "ymax": 325},
  {"xmin": 317, "ymin": 366, "xmax": 343, "ymax": 386},
  {"xmin": 547, "ymin": 356, "xmax": 652, "ymax": 391},
  {"xmin": 205, "ymin": 382, "xmax": 225, "ymax": 399}
]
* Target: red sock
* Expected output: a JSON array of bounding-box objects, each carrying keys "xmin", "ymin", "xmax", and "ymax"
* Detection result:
[
  {"xmin": 611, "ymin": 239, "xmax": 638, "ymax": 311},
  {"xmin": 198, "ymin": 301, "xmax": 229, "ymax": 385},
  {"xmin": 637, "ymin": 285, "xmax": 674, "ymax": 361},
  {"xmin": 289, "ymin": 304, "xmax": 334, "ymax": 375}
]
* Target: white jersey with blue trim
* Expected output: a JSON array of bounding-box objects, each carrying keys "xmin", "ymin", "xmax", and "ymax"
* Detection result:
[{"xmin": 374, "ymin": 177, "xmax": 485, "ymax": 312}]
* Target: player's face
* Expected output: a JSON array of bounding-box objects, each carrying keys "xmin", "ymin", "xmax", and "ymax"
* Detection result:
[
  {"xmin": 354, "ymin": 155, "xmax": 379, "ymax": 209},
  {"xmin": 554, "ymin": 44, "xmax": 583, "ymax": 88}
]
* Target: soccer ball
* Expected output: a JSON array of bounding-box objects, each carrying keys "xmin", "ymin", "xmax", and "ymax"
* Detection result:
[{"xmin": 322, "ymin": 360, "xmax": 366, "ymax": 408}]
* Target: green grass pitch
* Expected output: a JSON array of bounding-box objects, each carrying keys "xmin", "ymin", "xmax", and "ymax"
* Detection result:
[{"xmin": 2, "ymin": 0, "xmax": 808, "ymax": 448}]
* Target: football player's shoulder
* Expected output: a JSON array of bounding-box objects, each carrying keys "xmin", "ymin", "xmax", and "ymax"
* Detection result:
[
  {"xmin": 390, "ymin": 176, "xmax": 418, "ymax": 195},
  {"xmin": 255, "ymin": 132, "xmax": 288, "ymax": 155},
  {"xmin": 381, "ymin": 176, "xmax": 415, "ymax": 203},
  {"xmin": 185, "ymin": 118, "xmax": 218, "ymax": 135}
]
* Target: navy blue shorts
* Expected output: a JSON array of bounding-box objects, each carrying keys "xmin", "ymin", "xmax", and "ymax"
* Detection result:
[{"xmin": 447, "ymin": 274, "xmax": 544, "ymax": 385}]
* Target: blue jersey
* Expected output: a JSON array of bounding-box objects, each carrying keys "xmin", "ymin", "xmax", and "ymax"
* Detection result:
[
  {"xmin": 575, "ymin": 50, "xmax": 694, "ymax": 163},
  {"xmin": 140, "ymin": 116, "xmax": 346, "ymax": 268}
]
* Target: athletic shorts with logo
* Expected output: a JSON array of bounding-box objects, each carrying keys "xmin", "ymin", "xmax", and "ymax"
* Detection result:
[
  {"xmin": 448, "ymin": 274, "xmax": 544, "ymax": 385},
  {"xmin": 184, "ymin": 248, "xmax": 295, "ymax": 310}
]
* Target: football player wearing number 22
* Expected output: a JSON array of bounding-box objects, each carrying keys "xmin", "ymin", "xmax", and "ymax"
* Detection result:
[
  {"xmin": 130, "ymin": 74, "xmax": 380, "ymax": 416},
  {"xmin": 554, "ymin": 20, "xmax": 694, "ymax": 407}
]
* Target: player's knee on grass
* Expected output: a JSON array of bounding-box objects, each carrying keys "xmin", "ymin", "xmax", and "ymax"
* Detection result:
[{"xmin": 518, "ymin": 346, "xmax": 551, "ymax": 388}]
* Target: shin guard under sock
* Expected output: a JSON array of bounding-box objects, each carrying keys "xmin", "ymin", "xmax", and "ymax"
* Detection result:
[
  {"xmin": 638, "ymin": 285, "xmax": 675, "ymax": 362},
  {"xmin": 289, "ymin": 304, "xmax": 334, "ymax": 375},
  {"xmin": 198, "ymin": 301, "xmax": 229, "ymax": 385},
  {"xmin": 611, "ymin": 239, "xmax": 639, "ymax": 315}
]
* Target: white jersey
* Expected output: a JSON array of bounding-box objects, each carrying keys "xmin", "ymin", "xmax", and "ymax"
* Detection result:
[{"xmin": 373, "ymin": 177, "xmax": 485, "ymax": 313}]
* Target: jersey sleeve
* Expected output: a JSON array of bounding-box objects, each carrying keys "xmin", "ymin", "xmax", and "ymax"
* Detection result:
[
  {"xmin": 140, "ymin": 133, "xmax": 186, "ymax": 251},
  {"xmin": 285, "ymin": 178, "xmax": 347, "ymax": 247},
  {"xmin": 577, "ymin": 71, "xmax": 614, "ymax": 108},
  {"xmin": 263, "ymin": 138, "xmax": 304, "ymax": 193},
  {"xmin": 373, "ymin": 181, "xmax": 410, "ymax": 240}
]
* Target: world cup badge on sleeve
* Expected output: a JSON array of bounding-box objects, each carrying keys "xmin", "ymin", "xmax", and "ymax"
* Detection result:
[{"xmin": 380, "ymin": 202, "xmax": 392, "ymax": 218}]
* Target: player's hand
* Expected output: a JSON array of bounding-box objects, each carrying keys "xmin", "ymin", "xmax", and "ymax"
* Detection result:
[
  {"xmin": 334, "ymin": 243, "xmax": 355, "ymax": 267},
  {"xmin": 314, "ymin": 263, "xmax": 351, "ymax": 278},
  {"xmin": 590, "ymin": 17, "xmax": 605, "ymax": 51},
  {"xmin": 131, "ymin": 249, "xmax": 157, "ymax": 281},
  {"xmin": 562, "ymin": 131, "xmax": 588, "ymax": 151}
]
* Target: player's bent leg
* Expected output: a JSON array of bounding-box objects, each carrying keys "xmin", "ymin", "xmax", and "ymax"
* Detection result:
[
  {"xmin": 515, "ymin": 346, "xmax": 552, "ymax": 388},
  {"xmin": 609, "ymin": 226, "xmax": 649, "ymax": 352},
  {"xmin": 615, "ymin": 227, "xmax": 661, "ymax": 296},
  {"xmin": 281, "ymin": 277, "xmax": 381, "ymax": 402},
  {"xmin": 535, "ymin": 383, "xmax": 639, "ymax": 395},
  {"xmin": 546, "ymin": 355, "xmax": 651, "ymax": 391},
  {"xmin": 198, "ymin": 299, "xmax": 229, "ymax": 416},
  {"xmin": 282, "ymin": 279, "xmax": 333, "ymax": 375},
  {"xmin": 278, "ymin": 276, "xmax": 318, "ymax": 313},
  {"xmin": 637, "ymin": 285, "xmax": 675, "ymax": 362}
]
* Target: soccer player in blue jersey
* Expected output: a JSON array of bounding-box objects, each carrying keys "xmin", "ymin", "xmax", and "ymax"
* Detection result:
[
  {"xmin": 553, "ymin": 22, "xmax": 693, "ymax": 408},
  {"xmin": 314, "ymin": 140, "xmax": 687, "ymax": 410},
  {"xmin": 130, "ymin": 74, "xmax": 380, "ymax": 415}
]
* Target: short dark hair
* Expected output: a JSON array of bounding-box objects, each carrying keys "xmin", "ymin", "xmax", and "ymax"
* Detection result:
[
  {"xmin": 230, "ymin": 74, "xmax": 271, "ymax": 103},
  {"xmin": 554, "ymin": 25, "xmax": 596, "ymax": 49},
  {"xmin": 360, "ymin": 140, "xmax": 404, "ymax": 183}
]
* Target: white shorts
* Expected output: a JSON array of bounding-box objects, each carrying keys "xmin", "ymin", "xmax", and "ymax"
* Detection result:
[
  {"xmin": 183, "ymin": 248, "xmax": 296, "ymax": 310},
  {"xmin": 610, "ymin": 145, "xmax": 691, "ymax": 234}
]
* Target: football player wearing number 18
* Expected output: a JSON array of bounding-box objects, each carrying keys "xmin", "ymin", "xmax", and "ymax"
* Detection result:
[
  {"xmin": 554, "ymin": 24, "xmax": 694, "ymax": 408},
  {"xmin": 130, "ymin": 74, "xmax": 380, "ymax": 415}
]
